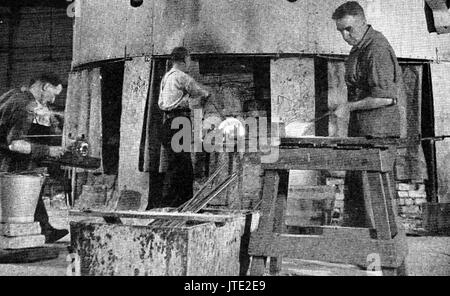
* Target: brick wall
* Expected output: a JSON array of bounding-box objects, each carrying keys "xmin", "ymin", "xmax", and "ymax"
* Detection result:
[
  {"xmin": 0, "ymin": 6, "xmax": 73, "ymax": 109},
  {"xmin": 396, "ymin": 182, "xmax": 427, "ymax": 232},
  {"xmin": 325, "ymin": 177, "xmax": 426, "ymax": 231}
]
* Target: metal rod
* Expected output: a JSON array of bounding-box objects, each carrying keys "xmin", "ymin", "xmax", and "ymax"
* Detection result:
[
  {"xmin": 178, "ymin": 161, "xmax": 226, "ymax": 212},
  {"xmin": 184, "ymin": 173, "xmax": 238, "ymax": 212},
  {"xmin": 169, "ymin": 173, "xmax": 239, "ymax": 228},
  {"xmin": 21, "ymin": 135, "xmax": 62, "ymax": 138}
]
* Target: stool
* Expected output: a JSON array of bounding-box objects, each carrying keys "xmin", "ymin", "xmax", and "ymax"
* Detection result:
[{"xmin": 248, "ymin": 145, "xmax": 408, "ymax": 276}]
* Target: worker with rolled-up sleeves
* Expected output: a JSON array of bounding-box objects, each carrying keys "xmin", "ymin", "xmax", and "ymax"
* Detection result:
[
  {"xmin": 330, "ymin": 1, "xmax": 407, "ymax": 227},
  {"xmin": 0, "ymin": 72, "xmax": 68, "ymax": 243},
  {"xmin": 155, "ymin": 47, "xmax": 211, "ymax": 209}
]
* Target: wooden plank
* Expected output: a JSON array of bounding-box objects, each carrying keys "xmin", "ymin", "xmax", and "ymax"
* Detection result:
[
  {"xmin": 281, "ymin": 136, "xmax": 415, "ymax": 148},
  {"xmin": 249, "ymin": 232, "xmax": 406, "ymax": 268},
  {"xmin": 0, "ymin": 247, "xmax": 60, "ymax": 264},
  {"xmin": 366, "ymin": 173, "xmax": 392, "ymax": 240},
  {"xmin": 382, "ymin": 173, "xmax": 399, "ymax": 236},
  {"xmin": 69, "ymin": 210, "xmax": 240, "ymax": 223},
  {"xmin": 262, "ymin": 148, "xmax": 395, "ymax": 172},
  {"xmin": 248, "ymin": 171, "xmax": 280, "ymax": 256},
  {"xmin": 270, "ymin": 171, "xmax": 288, "ymax": 275},
  {"xmin": 361, "ymin": 171, "xmax": 376, "ymax": 228}
]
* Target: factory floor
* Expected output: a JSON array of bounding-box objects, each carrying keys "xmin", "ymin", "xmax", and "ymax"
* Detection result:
[{"xmin": 0, "ymin": 209, "xmax": 448, "ymax": 276}]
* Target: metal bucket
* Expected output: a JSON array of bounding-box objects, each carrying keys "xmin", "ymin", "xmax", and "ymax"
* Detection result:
[{"xmin": 0, "ymin": 173, "xmax": 45, "ymax": 224}]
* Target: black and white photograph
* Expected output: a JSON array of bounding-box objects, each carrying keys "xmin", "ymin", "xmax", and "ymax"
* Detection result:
[{"xmin": 0, "ymin": 0, "xmax": 449, "ymax": 281}]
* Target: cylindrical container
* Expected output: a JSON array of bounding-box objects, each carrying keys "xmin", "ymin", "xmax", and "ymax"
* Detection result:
[{"xmin": 0, "ymin": 173, "xmax": 45, "ymax": 224}]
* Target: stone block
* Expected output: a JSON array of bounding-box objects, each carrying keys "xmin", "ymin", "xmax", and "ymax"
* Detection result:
[
  {"xmin": 397, "ymin": 191, "xmax": 409, "ymax": 198},
  {"xmin": 0, "ymin": 222, "xmax": 41, "ymax": 237},
  {"xmin": 415, "ymin": 198, "xmax": 427, "ymax": 205},
  {"xmin": 0, "ymin": 246, "xmax": 60, "ymax": 264},
  {"xmin": 405, "ymin": 198, "xmax": 414, "ymax": 206},
  {"xmin": 0, "ymin": 235, "xmax": 45, "ymax": 249},
  {"xmin": 397, "ymin": 183, "xmax": 415, "ymax": 191},
  {"xmin": 335, "ymin": 193, "xmax": 345, "ymax": 201},
  {"xmin": 334, "ymin": 200, "xmax": 344, "ymax": 209},
  {"xmin": 402, "ymin": 205, "xmax": 421, "ymax": 216},
  {"xmin": 70, "ymin": 211, "xmax": 258, "ymax": 276},
  {"xmin": 409, "ymin": 190, "xmax": 427, "ymax": 199},
  {"xmin": 398, "ymin": 198, "xmax": 406, "ymax": 206},
  {"xmin": 326, "ymin": 178, "xmax": 345, "ymax": 186}
]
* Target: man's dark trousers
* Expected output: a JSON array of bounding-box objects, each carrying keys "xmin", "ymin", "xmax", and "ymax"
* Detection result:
[{"xmin": 159, "ymin": 113, "xmax": 194, "ymax": 208}]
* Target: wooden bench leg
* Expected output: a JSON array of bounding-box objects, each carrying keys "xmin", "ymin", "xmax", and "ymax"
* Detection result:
[
  {"xmin": 382, "ymin": 260, "xmax": 408, "ymax": 276},
  {"xmin": 249, "ymin": 170, "xmax": 280, "ymax": 275},
  {"xmin": 269, "ymin": 170, "xmax": 289, "ymax": 275},
  {"xmin": 381, "ymin": 172, "xmax": 398, "ymax": 237},
  {"xmin": 366, "ymin": 172, "xmax": 392, "ymax": 240},
  {"xmin": 367, "ymin": 172, "xmax": 408, "ymax": 276}
]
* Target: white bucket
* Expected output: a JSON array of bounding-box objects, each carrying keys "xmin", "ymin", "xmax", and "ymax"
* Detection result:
[{"xmin": 0, "ymin": 173, "xmax": 45, "ymax": 224}]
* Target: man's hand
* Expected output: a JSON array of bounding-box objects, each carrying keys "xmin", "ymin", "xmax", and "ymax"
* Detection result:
[
  {"xmin": 9, "ymin": 140, "xmax": 32, "ymax": 154},
  {"xmin": 48, "ymin": 146, "xmax": 65, "ymax": 158}
]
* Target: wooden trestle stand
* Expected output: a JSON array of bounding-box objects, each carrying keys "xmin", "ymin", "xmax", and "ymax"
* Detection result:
[{"xmin": 248, "ymin": 138, "xmax": 408, "ymax": 276}]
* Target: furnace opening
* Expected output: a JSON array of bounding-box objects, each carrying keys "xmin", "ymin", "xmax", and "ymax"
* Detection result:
[{"xmin": 101, "ymin": 61, "xmax": 124, "ymax": 175}]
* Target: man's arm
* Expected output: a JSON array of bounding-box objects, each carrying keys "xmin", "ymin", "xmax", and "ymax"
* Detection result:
[
  {"xmin": 184, "ymin": 75, "xmax": 211, "ymax": 99},
  {"xmin": 333, "ymin": 97, "xmax": 395, "ymax": 118},
  {"xmin": 349, "ymin": 97, "xmax": 395, "ymax": 111},
  {"xmin": 6, "ymin": 101, "xmax": 63, "ymax": 158},
  {"xmin": 334, "ymin": 44, "xmax": 398, "ymax": 117}
]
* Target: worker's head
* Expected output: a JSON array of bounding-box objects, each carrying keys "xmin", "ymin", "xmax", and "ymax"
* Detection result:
[
  {"xmin": 332, "ymin": 1, "xmax": 368, "ymax": 46},
  {"xmin": 29, "ymin": 72, "xmax": 63, "ymax": 105},
  {"xmin": 171, "ymin": 46, "xmax": 191, "ymax": 69}
]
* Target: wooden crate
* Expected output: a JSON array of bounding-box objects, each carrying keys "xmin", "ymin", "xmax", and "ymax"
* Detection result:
[{"xmin": 70, "ymin": 211, "xmax": 259, "ymax": 276}]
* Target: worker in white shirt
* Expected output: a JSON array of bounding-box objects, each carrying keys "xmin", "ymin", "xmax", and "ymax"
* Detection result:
[{"xmin": 156, "ymin": 47, "xmax": 211, "ymax": 208}]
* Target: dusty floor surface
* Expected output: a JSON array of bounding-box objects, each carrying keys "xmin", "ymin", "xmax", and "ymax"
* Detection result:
[
  {"xmin": 279, "ymin": 235, "xmax": 450, "ymax": 276},
  {"xmin": 0, "ymin": 210, "xmax": 448, "ymax": 276}
]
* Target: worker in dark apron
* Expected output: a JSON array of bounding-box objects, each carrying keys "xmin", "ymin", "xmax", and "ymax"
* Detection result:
[
  {"xmin": 0, "ymin": 72, "xmax": 68, "ymax": 243},
  {"xmin": 331, "ymin": 2, "xmax": 407, "ymax": 227},
  {"xmin": 156, "ymin": 47, "xmax": 211, "ymax": 208}
]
